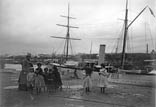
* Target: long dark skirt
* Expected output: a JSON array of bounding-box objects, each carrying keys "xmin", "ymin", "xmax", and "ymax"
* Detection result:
[
  {"xmin": 18, "ymin": 84, "xmax": 27, "ymax": 91},
  {"xmin": 18, "ymin": 71, "xmax": 28, "ymax": 91},
  {"xmin": 47, "ymin": 80, "xmax": 56, "ymax": 92}
]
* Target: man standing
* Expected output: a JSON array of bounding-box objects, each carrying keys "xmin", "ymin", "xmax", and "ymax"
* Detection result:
[
  {"xmin": 84, "ymin": 64, "xmax": 93, "ymax": 76},
  {"xmin": 18, "ymin": 53, "xmax": 33, "ymax": 91}
]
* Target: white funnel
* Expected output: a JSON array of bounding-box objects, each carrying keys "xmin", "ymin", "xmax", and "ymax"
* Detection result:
[{"xmin": 98, "ymin": 44, "xmax": 106, "ymax": 65}]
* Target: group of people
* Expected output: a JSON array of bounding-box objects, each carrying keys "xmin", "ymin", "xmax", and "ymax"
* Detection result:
[
  {"xmin": 18, "ymin": 54, "xmax": 110, "ymax": 95},
  {"xmin": 83, "ymin": 63, "xmax": 110, "ymax": 94},
  {"xmin": 18, "ymin": 54, "xmax": 62, "ymax": 94}
]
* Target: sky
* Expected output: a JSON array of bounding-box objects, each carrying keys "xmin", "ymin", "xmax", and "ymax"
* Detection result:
[{"xmin": 0, "ymin": 0, "xmax": 156, "ymax": 55}]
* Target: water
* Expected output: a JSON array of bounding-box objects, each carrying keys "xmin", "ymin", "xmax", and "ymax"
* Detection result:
[
  {"xmin": 5, "ymin": 64, "xmax": 22, "ymax": 71},
  {"xmin": 4, "ymin": 64, "xmax": 47, "ymax": 71},
  {"xmin": 4, "ymin": 86, "xmax": 18, "ymax": 89},
  {"xmin": 148, "ymin": 70, "xmax": 156, "ymax": 74},
  {"xmin": 3, "ymin": 64, "xmax": 155, "ymax": 87}
]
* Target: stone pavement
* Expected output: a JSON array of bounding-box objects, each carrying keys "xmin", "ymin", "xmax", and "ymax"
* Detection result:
[{"xmin": 0, "ymin": 69, "xmax": 155, "ymax": 107}]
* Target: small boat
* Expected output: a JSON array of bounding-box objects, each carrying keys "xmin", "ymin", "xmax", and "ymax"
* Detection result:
[
  {"xmin": 148, "ymin": 69, "xmax": 156, "ymax": 75},
  {"xmin": 119, "ymin": 69, "xmax": 142, "ymax": 74}
]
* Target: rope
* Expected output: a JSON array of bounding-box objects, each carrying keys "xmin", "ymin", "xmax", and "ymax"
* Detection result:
[
  {"xmin": 118, "ymin": 23, "xmax": 125, "ymax": 53},
  {"xmin": 111, "ymin": 23, "xmax": 125, "ymax": 53},
  {"xmin": 55, "ymin": 40, "xmax": 64, "ymax": 55},
  {"xmin": 126, "ymin": 32, "xmax": 131, "ymax": 53},
  {"xmin": 148, "ymin": 24, "xmax": 155, "ymax": 50},
  {"xmin": 63, "ymin": 40, "xmax": 67, "ymax": 57},
  {"xmin": 69, "ymin": 39, "xmax": 74, "ymax": 55},
  {"xmin": 130, "ymin": 27, "xmax": 134, "ymax": 53}
]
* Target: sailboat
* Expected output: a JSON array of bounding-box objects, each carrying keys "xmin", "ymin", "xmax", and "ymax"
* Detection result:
[
  {"xmin": 119, "ymin": 0, "xmax": 155, "ymax": 74},
  {"xmin": 50, "ymin": 3, "xmax": 81, "ymax": 68}
]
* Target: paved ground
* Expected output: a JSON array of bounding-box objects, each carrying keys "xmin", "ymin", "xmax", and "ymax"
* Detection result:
[{"xmin": 0, "ymin": 69, "xmax": 155, "ymax": 107}]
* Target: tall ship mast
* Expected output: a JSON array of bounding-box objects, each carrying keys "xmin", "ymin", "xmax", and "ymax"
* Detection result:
[
  {"xmin": 50, "ymin": 3, "xmax": 80, "ymax": 62},
  {"xmin": 120, "ymin": 0, "xmax": 154, "ymax": 69},
  {"xmin": 121, "ymin": 0, "xmax": 128, "ymax": 69}
]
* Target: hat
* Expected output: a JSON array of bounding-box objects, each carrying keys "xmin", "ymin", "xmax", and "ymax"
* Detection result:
[
  {"xmin": 99, "ymin": 68, "xmax": 106, "ymax": 74},
  {"xmin": 37, "ymin": 62, "xmax": 42, "ymax": 66},
  {"xmin": 101, "ymin": 63, "xmax": 105, "ymax": 68}
]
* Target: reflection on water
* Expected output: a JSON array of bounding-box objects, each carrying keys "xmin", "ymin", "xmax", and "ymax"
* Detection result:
[
  {"xmin": 4, "ymin": 85, "xmax": 83, "ymax": 90},
  {"xmin": 5, "ymin": 64, "xmax": 22, "ymax": 71},
  {"xmin": 4, "ymin": 86, "xmax": 18, "ymax": 89}
]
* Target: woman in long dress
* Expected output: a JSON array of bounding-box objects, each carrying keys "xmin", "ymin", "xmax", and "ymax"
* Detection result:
[
  {"xmin": 53, "ymin": 65, "xmax": 62, "ymax": 90},
  {"xmin": 47, "ymin": 68, "xmax": 56, "ymax": 93},
  {"xmin": 18, "ymin": 53, "xmax": 32, "ymax": 91}
]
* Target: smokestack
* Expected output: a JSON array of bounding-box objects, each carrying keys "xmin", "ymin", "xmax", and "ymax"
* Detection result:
[{"xmin": 98, "ymin": 44, "xmax": 106, "ymax": 65}]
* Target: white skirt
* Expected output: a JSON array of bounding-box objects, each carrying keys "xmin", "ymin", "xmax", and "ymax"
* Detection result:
[
  {"xmin": 83, "ymin": 76, "xmax": 92, "ymax": 88},
  {"xmin": 98, "ymin": 75, "xmax": 108, "ymax": 87}
]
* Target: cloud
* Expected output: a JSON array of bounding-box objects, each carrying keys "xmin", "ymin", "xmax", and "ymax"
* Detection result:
[{"xmin": 0, "ymin": 0, "xmax": 155, "ymax": 55}]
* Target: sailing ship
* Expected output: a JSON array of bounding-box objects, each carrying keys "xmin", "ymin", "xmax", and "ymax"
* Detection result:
[
  {"xmin": 49, "ymin": 1, "xmax": 155, "ymax": 73},
  {"xmin": 50, "ymin": 3, "xmax": 81, "ymax": 68},
  {"xmin": 119, "ymin": 0, "xmax": 156, "ymax": 74}
]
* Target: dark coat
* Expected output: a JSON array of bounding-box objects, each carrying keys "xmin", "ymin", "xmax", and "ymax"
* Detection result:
[
  {"xmin": 84, "ymin": 67, "xmax": 93, "ymax": 76},
  {"xmin": 36, "ymin": 67, "xmax": 43, "ymax": 76},
  {"xmin": 46, "ymin": 72, "xmax": 56, "ymax": 89},
  {"xmin": 54, "ymin": 69, "xmax": 62, "ymax": 87}
]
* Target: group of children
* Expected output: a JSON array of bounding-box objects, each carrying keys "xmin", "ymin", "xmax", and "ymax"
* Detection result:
[
  {"xmin": 83, "ymin": 63, "xmax": 110, "ymax": 94},
  {"xmin": 26, "ymin": 63, "xmax": 62, "ymax": 94},
  {"xmin": 24, "ymin": 61, "xmax": 109, "ymax": 95}
]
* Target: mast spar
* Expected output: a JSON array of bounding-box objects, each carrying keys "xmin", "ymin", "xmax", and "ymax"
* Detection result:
[
  {"xmin": 121, "ymin": 0, "xmax": 128, "ymax": 69},
  {"xmin": 50, "ymin": 3, "xmax": 80, "ymax": 62},
  {"xmin": 121, "ymin": 0, "xmax": 149, "ymax": 69}
]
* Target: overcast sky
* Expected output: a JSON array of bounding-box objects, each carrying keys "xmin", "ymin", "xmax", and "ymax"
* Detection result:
[{"xmin": 0, "ymin": 0, "xmax": 156, "ymax": 55}]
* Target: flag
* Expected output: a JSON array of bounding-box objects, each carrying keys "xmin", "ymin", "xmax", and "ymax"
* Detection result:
[{"xmin": 148, "ymin": 7, "xmax": 155, "ymax": 17}]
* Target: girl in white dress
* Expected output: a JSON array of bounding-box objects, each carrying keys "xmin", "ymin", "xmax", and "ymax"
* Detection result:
[
  {"xmin": 27, "ymin": 67, "xmax": 35, "ymax": 94},
  {"xmin": 83, "ymin": 74, "xmax": 92, "ymax": 93},
  {"xmin": 98, "ymin": 64, "xmax": 109, "ymax": 93}
]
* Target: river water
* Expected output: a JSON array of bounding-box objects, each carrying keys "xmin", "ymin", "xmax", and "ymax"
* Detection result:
[
  {"xmin": 2, "ymin": 64, "xmax": 155, "ymax": 88},
  {"xmin": 4, "ymin": 64, "xmax": 47, "ymax": 71}
]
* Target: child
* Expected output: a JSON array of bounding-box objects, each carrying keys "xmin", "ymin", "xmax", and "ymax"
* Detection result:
[
  {"xmin": 34, "ymin": 70, "xmax": 45, "ymax": 94},
  {"xmin": 98, "ymin": 64, "xmax": 109, "ymax": 93},
  {"xmin": 83, "ymin": 74, "xmax": 92, "ymax": 93},
  {"xmin": 47, "ymin": 69, "xmax": 55, "ymax": 93},
  {"xmin": 36, "ymin": 63, "xmax": 43, "ymax": 75},
  {"xmin": 27, "ymin": 67, "xmax": 35, "ymax": 94},
  {"xmin": 43, "ymin": 67, "xmax": 49, "ymax": 91}
]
